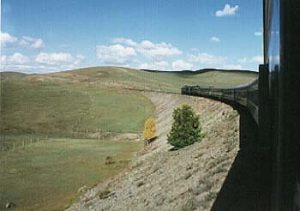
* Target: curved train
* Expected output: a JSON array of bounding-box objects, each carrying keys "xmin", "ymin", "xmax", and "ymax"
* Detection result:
[{"xmin": 181, "ymin": 79, "xmax": 259, "ymax": 123}]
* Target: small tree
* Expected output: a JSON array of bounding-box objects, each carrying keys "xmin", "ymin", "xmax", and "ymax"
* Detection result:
[
  {"xmin": 168, "ymin": 104, "xmax": 202, "ymax": 149},
  {"xmin": 143, "ymin": 117, "xmax": 157, "ymax": 145}
]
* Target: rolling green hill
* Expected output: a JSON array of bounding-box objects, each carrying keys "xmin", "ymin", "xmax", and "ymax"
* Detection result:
[{"xmin": 0, "ymin": 70, "xmax": 155, "ymax": 139}]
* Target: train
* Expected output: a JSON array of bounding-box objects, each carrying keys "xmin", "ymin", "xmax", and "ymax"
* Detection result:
[
  {"xmin": 181, "ymin": 79, "xmax": 259, "ymax": 123},
  {"xmin": 263, "ymin": 0, "xmax": 300, "ymax": 210}
]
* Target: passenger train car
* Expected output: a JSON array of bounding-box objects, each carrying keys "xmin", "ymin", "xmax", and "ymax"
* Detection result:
[{"xmin": 264, "ymin": 0, "xmax": 300, "ymax": 210}]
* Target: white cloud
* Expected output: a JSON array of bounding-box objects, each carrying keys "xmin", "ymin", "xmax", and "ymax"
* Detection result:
[
  {"xmin": 19, "ymin": 36, "xmax": 45, "ymax": 49},
  {"xmin": 112, "ymin": 38, "xmax": 182, "ymax": 60},
  {"xmin": 188, "ymin": 53, "xmax": 226, "ymax": 65},
  {"xmin": 112, "ymin": 38, "xmax": 137, "ymax": 47},
  {"xmin": 238, "ymin": 57, "xmax": 248, "ymax": 63},
  {"xmin": 94, "ymin": 38, "xmax": 184, "ymax": 71},
  {"xmin": 254, "ymin": 28, "xmax": 263, "ymax": 36},
  {"xmin": 254, "ymin": 31, "xmax": 262, "ymax": 36},
  {"xmin": 139, "ymin": 59, "xmax": 193, "ymax": 71},
  {"xmin": 1, "ymin": 53, "xmax": 30, "ymax": 65},
  {"xmin": 9, "ymin": 52, "xmax": 30, "ymax": 64},
  {"xmin": 172, "ymin": 60, "xmax": 193, "ymax": 70},
  {"xmin": 35, "ymin": 52, "xmax": 84, "ymax": 67},
  {"xmin": 1, "ymin": 52, "xmax": 85, "ymax": 73},
  {"xmin": 0, "ymin": 32, "xmax": 18, "ymax": 47},
  {"xmin": 222, "ymin": 64, "xmax": 243, "ymax": 69},
  {"xmin": 74, "ymin": 54, "xmax": 85, "ymax": 65},
  {"xmin": 210, "ymin": 36, "xmax": 221, "ymax": 43},
  {"xmin": 138, "ymin": 40, "xmax": 181, "ymax": 59},
  {"xmin": 36, "ymin": 52, "xmax": 72, "ymax": 65},
  {"xmin": 238, "ymin": 55, "xmax": 263, "ymax": 64},
  {"xmin": 96, "ymin": 44, "xmax": 136, "ymax": 65},
  {"xmin": 1, "ymin": 53, "xmax": 31, "ymax": 72},
  {"xmin": 139, "ymin": 61, "xmax": 170, "ymax": 70},
  {"xmin": 216, "ymin": 4, "xmax": 239, "ymax": 17},
  {"xmin": 0, "ymin": 32, "xmax": 45, "ymax": 49},
  {"xmin": 31, "ymin": 38, "xmax": 45, "ymax": 49},
  {"xmin": 187, "ymin": 52, "xmax": 246, "ymax": 69},
  {"xmin": 252, "ymin": 55, "xmax": 263, "ymax": 63},
  {"xmin": 97, "ymin": 38, "xmax": 181, "ymax": 66},
  {"xmin": 0, "ymin": 64, "xmax": 65, "ymax": 73},
  {"xmin": 1, "ymin": 55, "xmax": 7, "ymax": 64}
]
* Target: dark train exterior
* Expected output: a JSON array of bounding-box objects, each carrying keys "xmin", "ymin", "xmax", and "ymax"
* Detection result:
[{"xmin": 264, "ymin": 0, "xmax": 300, "ymax": 210}]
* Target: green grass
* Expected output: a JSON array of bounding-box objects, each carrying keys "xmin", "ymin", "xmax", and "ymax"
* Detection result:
[
  {"xmin": 0, "ymin": 76, "xmax": 154, "ymax": 138},
  {"xmin": 0, "ymin": 138, "xmax": 143, "ymax": 211}
]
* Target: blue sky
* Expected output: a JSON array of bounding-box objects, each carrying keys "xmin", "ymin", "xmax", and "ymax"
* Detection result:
[{"xmin": 1, "ymin": 0, "xmax": 263, "ymax": 73}]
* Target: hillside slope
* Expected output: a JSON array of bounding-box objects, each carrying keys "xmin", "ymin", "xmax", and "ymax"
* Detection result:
[{"xmin": 68, "ymin": 93, "xmax": 240, "ymax": 211}]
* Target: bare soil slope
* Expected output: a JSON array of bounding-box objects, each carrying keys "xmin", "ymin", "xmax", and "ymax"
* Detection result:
[{"xmin": 68, "ymin": 92, "xmax": 240, "ymax": 211}]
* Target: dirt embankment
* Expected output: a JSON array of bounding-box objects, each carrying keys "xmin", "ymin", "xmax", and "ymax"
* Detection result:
[{"xmin": 67, "ymin": 92, "xmax": 240, "ymax": 211}]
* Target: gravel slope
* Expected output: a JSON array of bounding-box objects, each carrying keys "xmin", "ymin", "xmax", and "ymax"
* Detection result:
[{"xmin": 67, "ymin": 92, "xmax": 240, "ymax": 211}]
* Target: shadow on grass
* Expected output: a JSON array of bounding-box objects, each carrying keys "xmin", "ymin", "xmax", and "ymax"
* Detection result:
[{"xmin": 169, "ymin": 147, "xmax": 178, "ymax": 151}]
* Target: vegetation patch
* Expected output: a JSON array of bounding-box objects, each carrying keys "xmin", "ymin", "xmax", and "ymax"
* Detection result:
[
  {"xmin": 168, "ymin": 105, "xmax": 203, "ymax": 149},
  {"xmin": 143, "ymin": 117, "xmax": 157, "ymax": 146}
]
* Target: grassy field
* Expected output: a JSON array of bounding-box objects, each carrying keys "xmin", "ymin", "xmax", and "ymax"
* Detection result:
[
  {"xmin": 0, "ymin": 138, "xmax": 143, "ymax": 210},
  {"xmin": 0, "ymin": 75, "xmax": 154, "ymax": 138},
  {"xmin": 0, "ymin": 67, "xmax": 257, "ymax": 210}
]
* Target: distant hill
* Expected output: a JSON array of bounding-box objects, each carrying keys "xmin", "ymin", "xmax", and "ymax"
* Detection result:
[{"xmin": 65, "ymin": 66, "xmax": 258, "ymax": 91}]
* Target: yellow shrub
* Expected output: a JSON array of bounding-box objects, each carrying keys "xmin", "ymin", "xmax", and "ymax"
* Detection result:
[{"xmin": 143, "ymin": 117, "xmax": 156, "ymax": 140}]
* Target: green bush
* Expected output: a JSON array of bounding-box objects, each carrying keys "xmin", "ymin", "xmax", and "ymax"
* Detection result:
[{"xmin": 168, "ymin": 104, "xmax": 203, "ymax": 149}]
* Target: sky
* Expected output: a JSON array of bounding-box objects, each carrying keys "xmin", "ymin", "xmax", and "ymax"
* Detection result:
[{"xmin": 0, "ymin": 0, "xmax": 263, "ymax": 73}]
